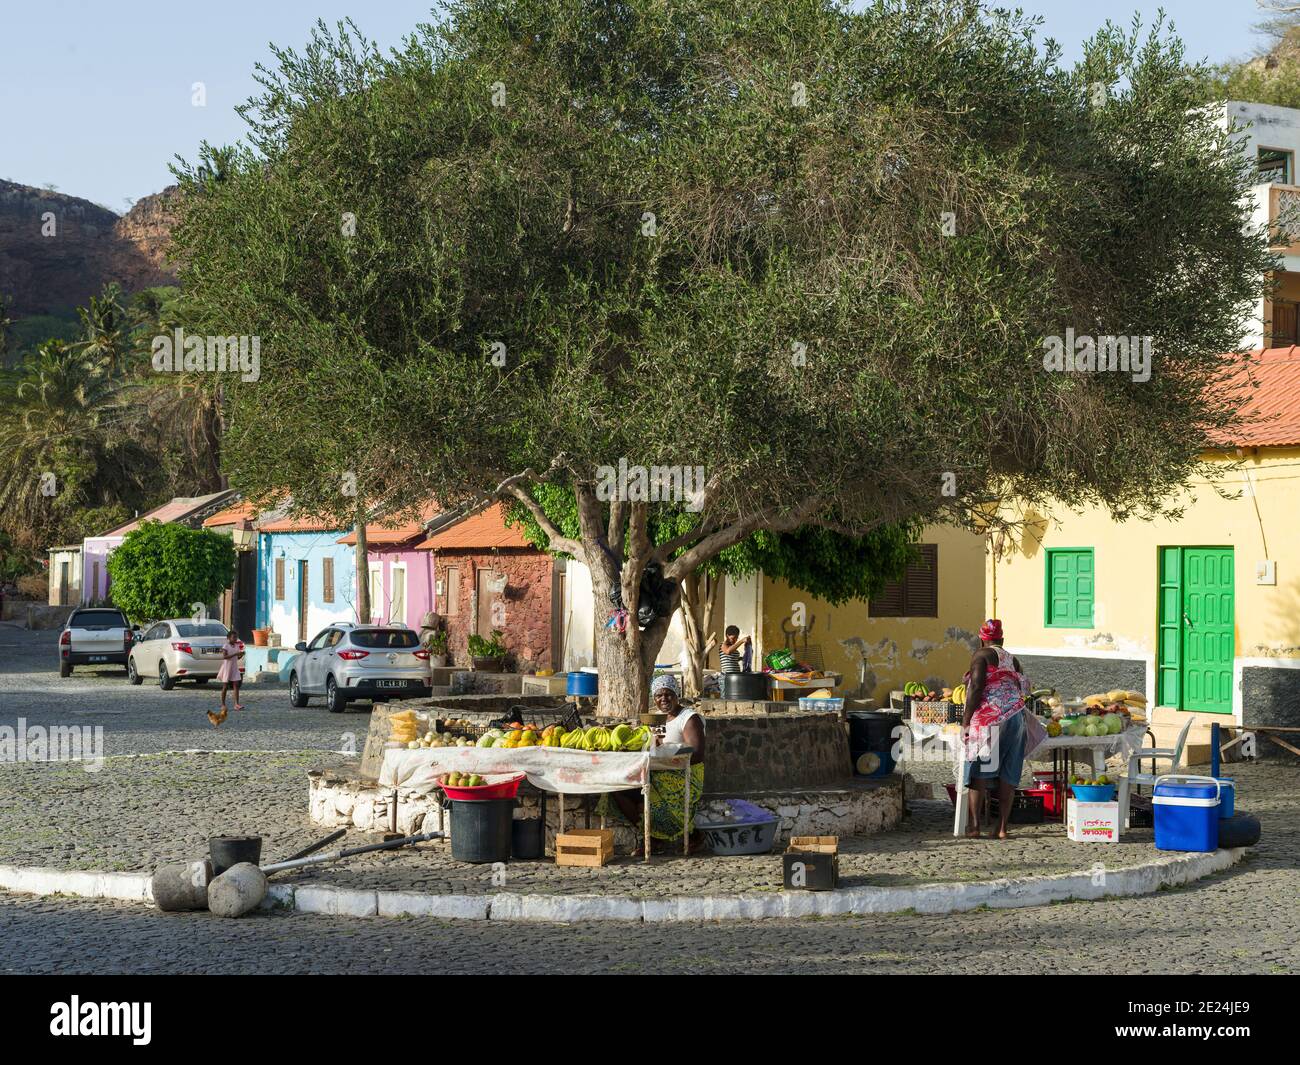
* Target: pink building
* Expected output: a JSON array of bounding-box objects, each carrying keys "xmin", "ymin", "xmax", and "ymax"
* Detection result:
[
  {"xmin": 81, "ymin": 491, "xmax": 237, "ymax": 606},
  {"xmin": 337, "ymin": 503, "xmax": 441, "ymax": 630}
]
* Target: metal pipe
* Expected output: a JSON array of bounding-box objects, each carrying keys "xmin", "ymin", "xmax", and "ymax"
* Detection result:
[
  {"xmin": 261, "ymin": 830, "xmax": 444, "ymax": 874},
  {"xmin": 275, "ymin": 829, "xmax": 346, "ymax": 866}
]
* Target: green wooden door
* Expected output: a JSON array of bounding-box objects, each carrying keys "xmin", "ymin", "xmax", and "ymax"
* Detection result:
[
  {"xmin": 1157, "ymin": 547, "xmax": 1234, "ymax": 713},
  {"xmin": 1183, "ymin": 548, "xmax": 1234, "ymax": 713}
]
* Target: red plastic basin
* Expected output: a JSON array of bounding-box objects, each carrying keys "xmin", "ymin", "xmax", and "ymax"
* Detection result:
[{"xmin": 439, "ymin": 773, "xmax": 525, "ymax": 801}]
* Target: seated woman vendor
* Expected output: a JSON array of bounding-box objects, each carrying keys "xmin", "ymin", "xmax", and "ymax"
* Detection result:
[{"xmin": 604, "ymin": 674, "xmax": 707, "ymax": 854}]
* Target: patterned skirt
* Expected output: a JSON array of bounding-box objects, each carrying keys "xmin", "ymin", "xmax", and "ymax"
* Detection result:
[{"xmin": 598, "ymin": 764, "xmax": 706, "ymax": 841}]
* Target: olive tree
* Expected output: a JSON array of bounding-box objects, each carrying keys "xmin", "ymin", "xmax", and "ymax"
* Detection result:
[{"xmin": 172, "ymin": 0, "xmax": 1271, "ymax": 712}]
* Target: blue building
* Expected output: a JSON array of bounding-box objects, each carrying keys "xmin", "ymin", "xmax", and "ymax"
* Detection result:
[{"xmin": 254, "ymin": 515, "xmax": 357, "ymax": 646}]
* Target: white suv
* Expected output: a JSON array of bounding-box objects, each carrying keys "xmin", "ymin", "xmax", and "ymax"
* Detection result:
[{"xmin": 288, "ymin": 624, "xmax": 432, "ymax": 713}]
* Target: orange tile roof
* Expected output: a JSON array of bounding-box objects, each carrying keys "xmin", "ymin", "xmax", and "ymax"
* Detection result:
[
  {"xmin": 1219, "ymin": 348, "xmax": 1300, "ymax": 447},
  {"xmin": 416, "ymin": 503, "xmax": 532, "ymax": 551},
  {"xmin": 203, "ymin": 501, "xmax": 258, "ymax": 528},
  {"xmin": 97, "ymin": 492, "xmax": 232, "ymax": 538},
  {"xmin": 337, "ymin": 501, "xmax": 442, "ymax": 545},
  {"xmin": 256, "ymin": 513, "xmax": 349, "ymax": 534}
]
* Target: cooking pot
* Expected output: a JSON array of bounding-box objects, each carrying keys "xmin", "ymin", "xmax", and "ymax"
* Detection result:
[{"xmin": 720, "ymin": 671, "xmax": 770, "ymax": 701}]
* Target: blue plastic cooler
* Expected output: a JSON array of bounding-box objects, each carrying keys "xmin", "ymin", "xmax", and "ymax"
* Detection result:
[
  {"xmin": 1153, "ymin": 775, "xmax": 1220, "ymax": 852},
  {"xmin": 1216, "ymin": 778, "xmax": 1235, "ymax": 819}
]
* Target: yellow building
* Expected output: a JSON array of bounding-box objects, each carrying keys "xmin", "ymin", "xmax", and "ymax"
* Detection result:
[
  {"xmin": 758, "ymin": 523, "xmax": 987, "ymax": 705},
  {"xmin": 986, "ymin": 348, "xmax": 1300, "ymax": 758}
]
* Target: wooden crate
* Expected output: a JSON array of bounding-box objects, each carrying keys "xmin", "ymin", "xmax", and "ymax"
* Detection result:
[
  {"xmin": 787, "ymin": 835, "xmax": 839, "ymax": 854},
  {"xmin": 783, "ymin": 836, "xmax": 839, "ymax": 890},
  {"xmin": 555, "ymin": 828, "xmax": 615, "ymax": 867}
]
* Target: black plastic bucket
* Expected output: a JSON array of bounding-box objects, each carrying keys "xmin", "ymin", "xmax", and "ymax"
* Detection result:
[
  {"xmin": 848, "ymin": 711, "xmax": 903, "ymax": 777},
  {"xmin": 511, "ymin": 816, "xmax": 544, "ymax": 860},
  {"xmin": 209, "ymin": 835, "xmax": 262, "ymax": 876},
  {"xmin": 720, "ymin": 671, "xmax": 770, "ymax": 700},
  {"xmin": 450, "ymin": 799, "xmax": 514, "ymax": 863}
]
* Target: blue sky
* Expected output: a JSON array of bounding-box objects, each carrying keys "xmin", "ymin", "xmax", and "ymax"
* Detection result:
[{"xmin": 0, "ymin": 0, "xmax": 1274, "ymax": 212}]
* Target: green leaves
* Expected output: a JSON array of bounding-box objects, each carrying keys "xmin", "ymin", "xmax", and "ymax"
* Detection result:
[
  {"xmin": 105, "ymin": 522, "xmax": 237, "ymax": 624},
  {"xmin": 172, "ymin": 0, "xmax": 1270, "ymax": 547}
]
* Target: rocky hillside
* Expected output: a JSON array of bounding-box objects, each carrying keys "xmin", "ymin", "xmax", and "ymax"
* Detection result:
[{"xmin": 0, "ymin": 180, "xmax": 178, "ymax": 316}]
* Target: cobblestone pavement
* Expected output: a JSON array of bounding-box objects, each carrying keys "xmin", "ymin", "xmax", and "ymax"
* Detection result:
[
  {"xmin": 0, "ymin": 626, "xmax": 361, "ymax": 755},
  {"xmin": 3, "ymin": 625, "xmax": 1298, "ymax": 972}
]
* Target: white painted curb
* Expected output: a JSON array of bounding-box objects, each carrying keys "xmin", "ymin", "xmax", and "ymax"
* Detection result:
[{"xmin": 0, "ymin": 847, "xmax": 1244, "ymax": 921}]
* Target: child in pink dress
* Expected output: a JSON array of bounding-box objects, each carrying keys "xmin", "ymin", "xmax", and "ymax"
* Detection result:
[{"xmin": 211, "ymin": 631, "xmax": 245, "ymax": 727}]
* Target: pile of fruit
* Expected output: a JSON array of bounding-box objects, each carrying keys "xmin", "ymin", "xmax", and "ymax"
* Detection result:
[
  {"xmin": 440, "ymin": 772, "xmax": 487, "ymax": 788},
  {"xmin": 903, "ymin": 680, "xmax": 965, "ymax": 704},
  {"xmin": 1047, "ymin": 690, "xmax": 1146, "ymax": 738},
  {"xmin": 1070, "ymin": 773, "xmax": 1113, "ymax": 786},
  {"xmin": 557, "ymin": 723, "xmax": 652, "ymax": 752},
  {"xmin": 388, "ymin": 710, "xmax": 423, "ymax": 747},
  {"xmin": 469, "ymin": 722, "xmax": 653, "ymax": 751}
]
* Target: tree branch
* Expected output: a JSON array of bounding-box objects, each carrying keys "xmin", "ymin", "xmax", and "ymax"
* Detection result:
[{"xmin": 664, "ymin": 498, "xmax": 825, "ymax": 580}]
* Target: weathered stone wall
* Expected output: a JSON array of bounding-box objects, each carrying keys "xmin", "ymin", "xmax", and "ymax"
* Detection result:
[
  {"xmin": 694, "ymin": 706, "xmax": 852, "ymax": 796},
  {"xmin": 1013, "ymin": 654, "xmax": 1146, "ymax": 701},
  {"xmin": 434, "ymin": 549, "xmax": 554, "ymax": 672}
]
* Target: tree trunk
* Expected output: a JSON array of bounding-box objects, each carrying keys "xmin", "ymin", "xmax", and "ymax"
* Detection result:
[
  {"xmin": 354, "ymin": 510, "xmax": 370, "ymax": 624},
  {"xmin": 678, "ymin": 570, "xmax": 718, "ymax": 698}
]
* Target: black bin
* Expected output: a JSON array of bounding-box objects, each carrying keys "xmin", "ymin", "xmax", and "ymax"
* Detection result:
[
  {"xmin": 847, "ymin": 711, "xmax": 902, "ymax": 777},
  {"xmin": 209, "ymin": 835, "xmax": 262, "ymax": 876},
  {"xmin": 511, "ymin": 816, "xmax": 544, "ymax": 859},
  {"xmin": 450, "ymin": 799, "xmax": 514, "ymax": 863}
]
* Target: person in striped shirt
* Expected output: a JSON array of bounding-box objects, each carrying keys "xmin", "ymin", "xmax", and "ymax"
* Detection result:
[{"xmin": 718, "ymin": 626, "xmax": 749, "ymax": 673}]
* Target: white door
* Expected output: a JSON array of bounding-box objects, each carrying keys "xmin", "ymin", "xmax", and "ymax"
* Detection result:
[
  {"xmin": 368, "ymin": 563, "xmax": 383, "ymax": 625},
  {"xmin": 389, "ymin": 564, "xmax": 407, "ymax": 625}
]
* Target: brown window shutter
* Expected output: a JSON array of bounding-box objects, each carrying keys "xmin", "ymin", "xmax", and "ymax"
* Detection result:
[
  {"xmin": 275, "ymin": 558, "xmax": 285, "ymax": 601},
  {"xmin": 322, "ymin": 558, "xmax": 335, "ymax": 603},
  {"xmin": 869, "ymin": 544, "xmax": 938, "ymax": 618},
  {"xmin": 904, "ymin": 544, "xmax": 939, "ymax": 617},
  {"xmin": 868, "ymin": 579, "xmax": 905, "ymax": 618}
]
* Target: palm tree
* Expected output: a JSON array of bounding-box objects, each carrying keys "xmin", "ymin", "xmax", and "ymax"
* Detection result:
[
  {"xmin": 0, "ymin": 341, "xmax": 151, "ymax": 549},
  {"xmin": 77, "ymin": 283, "xmax": 130, "ymax": 375}
]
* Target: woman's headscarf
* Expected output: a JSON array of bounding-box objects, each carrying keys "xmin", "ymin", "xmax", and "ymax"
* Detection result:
[
  {"xmin": 650, "ymin": 674, "xmax": 680, "ymax": 698},
  {"xmin": 979, "ymin": 618, "xmax": 1004, "ymax": 642}
]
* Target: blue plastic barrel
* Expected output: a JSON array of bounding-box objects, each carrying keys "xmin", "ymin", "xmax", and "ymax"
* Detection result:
[{"xmin": 567, "ymin": 670, "xmax": 599, "ymax": 697}]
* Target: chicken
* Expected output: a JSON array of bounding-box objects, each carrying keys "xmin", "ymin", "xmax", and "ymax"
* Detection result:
[{"xmin": 207, "ymin": 708, "xmax": 228, "ymax": 729}]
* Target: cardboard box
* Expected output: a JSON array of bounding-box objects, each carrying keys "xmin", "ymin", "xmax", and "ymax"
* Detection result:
[
  {"xmin": 783, "ymin": 836, "xmax": 839, "ymax": 890},
  {"xmin": 1066, "ymin": 798, "xmax": 1120, "ymax": 843}
]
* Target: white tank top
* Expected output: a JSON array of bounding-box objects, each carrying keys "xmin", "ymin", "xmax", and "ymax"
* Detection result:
[{"xmin": 664, "ymin": 706, "xmax": 703, "ymax": 747}]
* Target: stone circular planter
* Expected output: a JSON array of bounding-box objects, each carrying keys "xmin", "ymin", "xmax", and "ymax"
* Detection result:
[
  {"xmin": 471, "ymin": 656, "xmax": 503, "ymax": 672},
  {"xmin": 430, "ymin": 654, "xmax": 448, "ymax": 668}
]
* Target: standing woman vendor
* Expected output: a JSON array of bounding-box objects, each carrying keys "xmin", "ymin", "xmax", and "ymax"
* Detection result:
[
  {"xmin": 604, "ymin": 674, "xmax": 707, "ymax": 854},
  {"xmin": 961, "ymin": 619, "xmax": 1030, "ymax": 839}
]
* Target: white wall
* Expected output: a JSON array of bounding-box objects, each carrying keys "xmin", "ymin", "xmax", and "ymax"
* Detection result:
[{"xmin": 559, "ymin": 559, "xmax": 691, "ymax": 672}]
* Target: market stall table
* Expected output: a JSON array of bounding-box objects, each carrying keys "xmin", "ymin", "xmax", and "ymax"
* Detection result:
[
  {"xmin": 767, "ymin": 672, "xmax": 843, "ymax": 701},
  {"xmin": 903, "ymin": 720, "xmax": 1149, "ymax": 836},
  {"xmin": 379, "ymin": 743, "xmax": 695, "ymax": 861}
]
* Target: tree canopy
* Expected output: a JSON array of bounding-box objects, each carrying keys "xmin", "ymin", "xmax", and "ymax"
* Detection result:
[
  {"xmin": 105, "ymin": 521, "xmax": 236, "ymax": 623},
  {"xmin": 170, "ymin": 0, "xmax": 1273, "ymax": 708}
]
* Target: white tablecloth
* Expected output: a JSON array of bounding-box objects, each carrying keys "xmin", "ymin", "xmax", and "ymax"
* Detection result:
[{"xmin": 379, "ymin": 744, "xmax": 687, "ymax": 795}]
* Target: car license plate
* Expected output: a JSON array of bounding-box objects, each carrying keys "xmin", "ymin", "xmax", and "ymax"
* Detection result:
[
  {"xmin": 377, "ymin": 680, "xmax": 407, "ymax": 689},
  {"xmin": 202, "ymin": 648, "xmax": 221, "ymax": 656},
  {"xmin": 88, "ymin": 655, "xmax": 108, "ymax": 663}
]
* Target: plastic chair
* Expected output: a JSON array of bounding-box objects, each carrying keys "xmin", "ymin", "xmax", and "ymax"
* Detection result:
[{"xmin": 1119, "ymin": 717, "xmax": 1194, "ymax": 828}]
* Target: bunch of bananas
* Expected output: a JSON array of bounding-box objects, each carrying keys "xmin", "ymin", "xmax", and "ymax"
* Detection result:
[
  {"xmin": 951, "ymin": 683, "xmax": 966, "ymax": 706},
  {"xmin": 902, "ymin": 681, "xmax": 928, "ymax": 698},
  {"xmin": 557, "ymin": 724, "xmax": 651, "ymax": 751}
]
